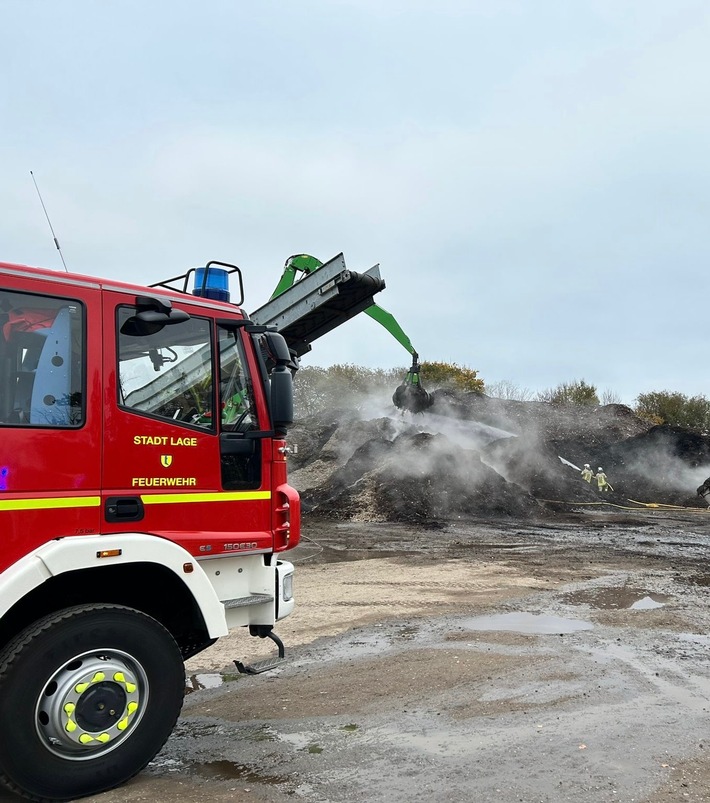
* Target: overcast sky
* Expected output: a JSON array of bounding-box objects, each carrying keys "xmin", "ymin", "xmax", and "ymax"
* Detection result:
[{"xmin": 3, "ymin": 1, "xmax": 709, "ymax": 405}]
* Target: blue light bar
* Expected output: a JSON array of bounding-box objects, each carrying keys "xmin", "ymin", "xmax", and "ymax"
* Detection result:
[{"xmin": 193, "ymin": 267, "xmax": 230, "ymax": 302}]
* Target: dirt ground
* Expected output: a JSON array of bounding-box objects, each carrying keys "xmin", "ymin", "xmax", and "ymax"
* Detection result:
[
  {"xmin": 4, "ymin": 397, "xmax": 710, "ymax": 803},
  {"xmin": 11, "ymin": 508, "xmax": 705, "ymax": 803}
]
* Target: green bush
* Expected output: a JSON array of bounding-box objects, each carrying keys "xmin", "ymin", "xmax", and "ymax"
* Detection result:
[
  {"xmin": 419, "ymin": 361, "xmax": 484, "ymax": 393},
  {"xmin": 634, "ymin": 391, "xmax": 710, "ymax": 432},
  {"xmin": 537, "ymin": 379, "xmax": 600, "ymax": 406}
]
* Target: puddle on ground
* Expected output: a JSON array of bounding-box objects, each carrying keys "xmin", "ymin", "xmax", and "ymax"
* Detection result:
[
  {"xmin": 392, "ymin": 625, "xmax": 419, "ymax": 641},
  {"xmin": 562, "ymin": 587, "xmax": 671, "ymax": 610},
  {"xmin": 279, "ymin": 731, "xmax": 320, "ymax": 750},
  {"xmin": 462, "ymin": 611, "xmax": 593, "ymax": 635},
  {"xmin": 188, "ymin": 760, "xmax": 287, "ymax": 785},
  {"xmin": 185, "ymin": 672, "xmax": 241, "ymax": 694},
  {"xmin": 630, "ymin": 596, "xmax": 666, "ymax": 610},
  {"xmin": 302, "ymin": 631, "xmax": 391, "ymax": 663},
  {"xmin": 251, "ymin": 725, "xmax": 279, "ymax": 742}
]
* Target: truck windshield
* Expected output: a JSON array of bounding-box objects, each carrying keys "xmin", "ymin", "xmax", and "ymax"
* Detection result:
[{"xmin": 117, "ymin": 307, "xmax": 214, "ymax": 428}]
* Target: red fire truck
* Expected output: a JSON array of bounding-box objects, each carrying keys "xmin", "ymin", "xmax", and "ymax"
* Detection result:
[{"xmin": 0, "ymin": 255, "xmax": 384, "ymax": 801}]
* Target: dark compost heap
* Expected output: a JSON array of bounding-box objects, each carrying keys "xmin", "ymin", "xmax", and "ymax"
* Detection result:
[{"xmin": 289, "ymin": 391, "xmax": 710, "ymax": 524}]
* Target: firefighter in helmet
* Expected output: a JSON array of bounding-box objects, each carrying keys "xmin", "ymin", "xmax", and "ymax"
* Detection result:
[
  {"xmin": 581, "ymin": 464, "xmax": 593, "ymax": 483},
  {"xmin": 595, "ymin": 467, "xmax": 613, "ymax": 492}
]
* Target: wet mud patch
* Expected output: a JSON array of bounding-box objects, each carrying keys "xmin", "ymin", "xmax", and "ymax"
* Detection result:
[
  {"xmin": 562, "ymin": 586, "xmax": 672, "ymax": 610},
  {"xmin": 559, "ymin": 585, "xmax": 694, "ymax": 631},
  {"xmin": 461, "ymin": 610, "xmax": 594, "ymax": 635},
  {"xmin": 450, "ymin": 666, "xmax": 587, "ymax": 720},
  {"xmin": 83, "ymin": 775, "xmax": 281, "ymax": 803},
  {"xmin": 185, "ymin": 759, "xmax": 287, "ymax": 785},
  {"xmin": 644, "ymin": 753, "xmax": 710, "ymax": 803},
  {"xmin": 190, "ymin": 649, "xmax": 537, "ymax": 722},
  {"xmin": 444, "ymin": 629, "xmax": 542, "ymax": 648},
  {"xmin": 590, "ymin": 608, "xmax": 692, "ymax": 632},
  {"xmin": 184, "ymin": 546, "xmax": 556, "ymax": 677},
  {"xmin": 306, "ymin": 545, "xmax": 405, "ymax": 564}
]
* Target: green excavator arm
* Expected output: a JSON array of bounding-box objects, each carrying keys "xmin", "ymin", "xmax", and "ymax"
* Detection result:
[
  {"xmin": 253, "ymin": 253, "xmax": 386, "ymax": 357},
  {"xmin": 269, "ymin": 254, "xmax": 324, "ymax": 300},
  {"xmin": 362, "ymin": 305, "xmax": 415, "ymax": 355},
  {"xmin": 269, "ymin": 254, "xmax": 432, "ymax": 412},
  {"xmin": 272, "ymin": 255, "xmax": 415, "ymax": 353}
]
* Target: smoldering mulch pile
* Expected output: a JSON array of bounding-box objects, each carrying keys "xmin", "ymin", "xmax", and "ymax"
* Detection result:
[{"xmin": 288, "ymin": 390, "xmax": 710, "ymax": 524}]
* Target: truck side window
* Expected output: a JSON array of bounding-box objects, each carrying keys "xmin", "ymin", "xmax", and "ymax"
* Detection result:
[
  {"xmin": 218, "ymin": 326, "xmax": 261, "ymax": 490},
  {"xmin": 117, "ymin": 307, "xmax": 214, "ymax": 429},
  {"xmin": 0, "ymin": 290, "xmax": 84, "ymax": 427},
  {"xmin": 218, "ymin": 328, "xmax": 257, "ymax": 432}
]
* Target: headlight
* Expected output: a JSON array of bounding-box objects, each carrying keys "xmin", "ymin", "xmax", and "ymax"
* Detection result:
[{"xmin": 282, "ymin": 572, "xmax": 294, "ymax": 602}]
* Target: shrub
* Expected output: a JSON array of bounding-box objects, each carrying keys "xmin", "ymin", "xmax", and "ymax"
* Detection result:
[
  {"xmin": 537, "ymin": 379, "xmax": 600, "ymax": 406},
  {"xmin": 634, "ymin": 391, "xmax": 710, "ymax": 433},
  {"xmin": 419, "ymin": 361, "xmax": 484, "ymax": 394}
]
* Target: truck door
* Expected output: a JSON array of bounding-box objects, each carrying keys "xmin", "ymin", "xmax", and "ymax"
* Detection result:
[
  {"xmin": 0, "ymin": 277, "xmax": 101, "ymax": 571},
  {"xmin": 101, "ymin": 290, "xmax": 273, "ymax": 556}
]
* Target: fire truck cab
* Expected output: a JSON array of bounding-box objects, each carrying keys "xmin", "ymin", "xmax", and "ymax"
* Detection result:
[{"xmin": 0, "ymin": 260, "xmax": 299, "ymax": 801}]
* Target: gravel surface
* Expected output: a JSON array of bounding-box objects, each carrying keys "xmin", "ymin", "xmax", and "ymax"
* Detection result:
[
  {"xmin": 20, "ymin": 510, "xmax": 708, "ymax": 803},
  {"xmin": 5, "ymin": 397, "xmax": 709, "ymax": 803}
]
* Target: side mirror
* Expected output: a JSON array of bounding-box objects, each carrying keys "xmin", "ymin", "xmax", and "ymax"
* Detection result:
[
  {"xmin": 259, "ymin": 331, "xmax": 294, "ymax": 434},
  {"xmin": 120, "ymin": 308, "xmax": 190, "ymax": 337},
  {"xmin": 270, "ymin": 366, "xmax": 293, "ymax": 435},
  {"xmin": 262, "ymin": 331, "xmax": 292, "ymax": 367}
]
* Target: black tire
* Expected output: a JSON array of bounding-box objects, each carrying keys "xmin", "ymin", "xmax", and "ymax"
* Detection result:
[{"xmin": 0, "ymin": 604, "xmax": 185, "ymax": 802}]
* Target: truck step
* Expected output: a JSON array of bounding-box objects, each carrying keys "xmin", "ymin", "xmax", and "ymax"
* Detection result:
[
  {"xmin": 234, "ymin": 655, "xmax": 286, "ymax": 675},
  {"xmin": 223, "ymin": 594, "xmax": 274, "ymax": 609},
  {"xmin": 234, "ymin": 630, "xmax": 286, "ymax": 675}
]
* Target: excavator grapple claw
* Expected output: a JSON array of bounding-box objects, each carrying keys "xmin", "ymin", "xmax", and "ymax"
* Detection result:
[
  {"xmin": 393, "ymin": 382, "xmax": 431, "ymax": 413},
  {"xmin": 392, "ymin": 352, "xmax": 433, "ymax": 413}
]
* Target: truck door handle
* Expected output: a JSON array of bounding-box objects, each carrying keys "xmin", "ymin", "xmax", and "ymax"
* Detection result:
[{"xmin": 105, "ymin": 496, "xmax": 145, "ymax": 523}]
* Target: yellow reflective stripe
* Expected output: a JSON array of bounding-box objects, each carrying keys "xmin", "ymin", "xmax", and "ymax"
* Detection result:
[
  {"xmin": 141, "ymin": 491, "xmax": 271, "ymax": 505},
  {"xmin": 0, "ymin": 493, "xmax": 270, "ymax": 510},
  {"xmin": 0, "ymin": 496, "xmax": 101, "ymax": 512}
]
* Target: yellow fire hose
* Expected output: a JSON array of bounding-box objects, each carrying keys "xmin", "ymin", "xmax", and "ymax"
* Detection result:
[{"xmin": 540, "ymin": 498, "xmax": 710, "ymax": 513}]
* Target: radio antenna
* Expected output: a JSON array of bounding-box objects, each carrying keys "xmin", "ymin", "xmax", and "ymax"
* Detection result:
[{"xmin": 30, "ymin": 170, "xmax": 69, "ymax": 272}]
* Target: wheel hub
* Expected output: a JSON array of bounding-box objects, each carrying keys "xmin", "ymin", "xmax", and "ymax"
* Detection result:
[
  {"xmin": 75, "ymin": 681, "xmax": 127, "ymax": 731},
  {"xmin": 37, "ymin": 650, "xmax": 147, "ymax": 758}
]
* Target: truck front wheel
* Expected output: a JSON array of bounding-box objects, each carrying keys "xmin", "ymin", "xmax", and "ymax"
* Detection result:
[{"xmin": 0, "ymin": 604, "xmax": 185, "ymax": 801}]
